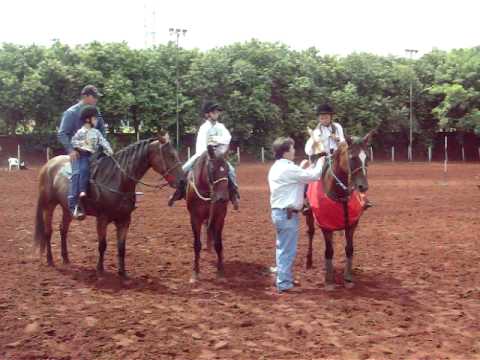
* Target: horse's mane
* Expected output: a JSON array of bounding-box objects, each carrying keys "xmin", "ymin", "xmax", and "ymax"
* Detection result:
[{"xmin": 94, "ymin": 139, "xmax": 154, "ymax": 181}]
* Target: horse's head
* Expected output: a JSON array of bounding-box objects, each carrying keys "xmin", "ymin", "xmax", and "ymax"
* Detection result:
[
  {"xmin": 307, "ymin": 127, "xmax": 326, "ymax": 156},
  {"xmin": 206, "ymin": 144, "xmax": 229, "ymax": 203},
  {"xmin": 149, "ymin": 131, "xmax": 185, "ymax": 188},
  {"xmin": 346, "ymin": 131, "xmax": 373, "ymax": 194}
]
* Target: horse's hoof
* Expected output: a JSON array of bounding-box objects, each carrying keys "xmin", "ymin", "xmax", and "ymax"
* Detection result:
[
  {"xmin": 217, "ymin": 270, "xmax": 225, "ymax": 279},
  {"xmin": 119, "ymin": 272, "xmax": 128, "ymax": 280},
  {"xmin": 325, "ymin": 283, "xmax": 336, "ymax": 291},
  {"xmin": 306, "ymin": 263, "xmax": 313, "ymax": 270},
  {"xmin": 189, "ymin": 273, "xmax": 199, "ymax": 284},
  {"xmin": 62, "ymin": 259, "xmax": 70, "ymax": 265},
  {"xmin": 344, "ymin": 281, "xmax": 355, "ymax": 289}
]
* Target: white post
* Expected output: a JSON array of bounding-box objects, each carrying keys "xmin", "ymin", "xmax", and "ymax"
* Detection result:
[
  {"xmin": 428, "ymin": 146, "xmax": 432, "ymax": 163},
  {"xmin": 443, "ymin": 135, "xmax": 448, "ymax": 183},
  {"xmin": 17, "ymin": 144, "xmax": 21, "ymax": 164},
  {"xmin": 187, "ymin": 146, "xmax": 191, "ymax": 159},
  {"xmin": 391, "ymin": 146, "xmax": 395, "ymax": 162},
  {"xmin": 237, "ymin": 147, "xmax": 240, "ymax": 164},
  {"xmin": 47, "ymin": 147, "xmax": 51, "ymax": 162},
  {"xmin": 136, "ymin": 131, "xmax": 140, "ymax": 142},
  {"xmin": 408, "ymin": 145, "xmax": 412, "ymax": 162},
  {"xmin": 261, "ymin": 147, "xmax": 265, "ymax": 163},
  {"xmin": 461, "ymin": 145, "xmax": 465, "ymax": 161},
  {"xmin": 369, "ymin": 146, "xmax": 373, "ymax": 162}
]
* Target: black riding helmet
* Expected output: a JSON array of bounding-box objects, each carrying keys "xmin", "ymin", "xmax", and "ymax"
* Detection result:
[{"xmin": 80, "ymin": 105, "xmax": 98, "ymax": 124}]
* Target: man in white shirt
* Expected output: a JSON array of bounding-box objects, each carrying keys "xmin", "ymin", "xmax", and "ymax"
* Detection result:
[
  {"xmin": 168, "ymin": 101, "xmax": 240, "ymax": 209},
  {"xmin": 268, "ymin": 137, "xmax": 324, "ymax": 293},
  {"xmin": 304, "ymin": 104, "xmax": 345, "ymax": 157}
]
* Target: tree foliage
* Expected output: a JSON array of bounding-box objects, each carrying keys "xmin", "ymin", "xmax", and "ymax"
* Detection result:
[{"xmin": 1, "ymin": 41, "xmax": 479, "ymax": 150}]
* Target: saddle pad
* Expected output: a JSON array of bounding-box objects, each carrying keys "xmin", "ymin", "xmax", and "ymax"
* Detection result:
[
  {"xmin": 307, "ymin": 181, "xmax": 364, "ymax": 231},
  {"xmin": 59, "ymin": 162, "xmax": 72, "ymax": 180}
]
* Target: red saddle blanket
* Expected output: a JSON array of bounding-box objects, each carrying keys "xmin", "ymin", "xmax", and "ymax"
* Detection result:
[{"xmin": 307, "ymin": 181, "xmax": 364, "ymax": 231}]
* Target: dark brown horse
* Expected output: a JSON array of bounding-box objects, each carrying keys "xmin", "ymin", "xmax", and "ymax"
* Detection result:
[
  {"xmin": 34, "ymin": 132, "xmax": 184, "ymax": 278},
  {"xmin": 186, "ymin": 145, "xmax": 230, "ymax": 283},
  {"xmin": 304, "ymin": 132, "xmax": 372, "ymax": 289}
]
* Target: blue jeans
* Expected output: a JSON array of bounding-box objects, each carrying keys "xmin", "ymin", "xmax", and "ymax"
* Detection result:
[
  {"xmin": 68, "ymin": 152, "xmax": 91, "ymax": 212},
  {"xmin": 271, "ymin": 208, "xmax": 300, "ymax": 291}
]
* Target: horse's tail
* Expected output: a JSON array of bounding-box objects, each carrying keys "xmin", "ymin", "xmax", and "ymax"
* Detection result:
[{"xmin": 34, "ymin": 165, "xmax": 49, "ymax": 254}]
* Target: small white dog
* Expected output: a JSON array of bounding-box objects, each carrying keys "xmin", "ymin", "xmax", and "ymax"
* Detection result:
[{"xmin": 8, "ymin": 157, "xmax": 26, "ymax": 171}]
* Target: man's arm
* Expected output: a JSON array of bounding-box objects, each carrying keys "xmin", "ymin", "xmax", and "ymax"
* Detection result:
[
  {"xmin": 58, "ymin": 110, "xmax": 75, "ymax": 153},
  {"xmin": 284, "ymin": 159, "xmax": 324, "ymax": 184}
]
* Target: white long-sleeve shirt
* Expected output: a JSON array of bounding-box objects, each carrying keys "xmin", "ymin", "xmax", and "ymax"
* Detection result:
[
  {"xmin": 304, "ymin": 122, "xmax": 345, "ymax": 156},
  {"xmin": 195, "ymin": 120, "xmax": 232, "ymax": 154},
  {"xmin": 268, "ymin": 158, "xmax": 324, "ymax": 211}
]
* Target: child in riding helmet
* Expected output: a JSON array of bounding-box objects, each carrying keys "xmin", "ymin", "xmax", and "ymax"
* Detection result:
[{"xmin": 70, "ymin": 105, "xmax": 113, "ymax": 219}]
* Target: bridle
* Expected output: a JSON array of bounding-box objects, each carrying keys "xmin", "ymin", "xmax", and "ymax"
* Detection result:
[
  {"xmin": 189, "ymin": 155, "xmax": 228, "ymax": 202},
  {"xmin": 93, "ymin": 141, "xmax": 182, "ymax": 195}
]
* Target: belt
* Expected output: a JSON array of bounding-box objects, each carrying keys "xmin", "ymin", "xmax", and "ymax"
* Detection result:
[{"xmin": 273, "ymin": 207, "xmax": 300, "ymax": 219}]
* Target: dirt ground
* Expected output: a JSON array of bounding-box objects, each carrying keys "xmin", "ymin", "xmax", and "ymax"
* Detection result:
[{"xmin": 0, "ymin": 161, "xmax": 479, "ymax": 360}]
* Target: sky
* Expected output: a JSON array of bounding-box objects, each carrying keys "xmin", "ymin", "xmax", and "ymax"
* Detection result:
[{"xmin": 1, "ymin": 0, "xmax": 478, "ymax": 57}]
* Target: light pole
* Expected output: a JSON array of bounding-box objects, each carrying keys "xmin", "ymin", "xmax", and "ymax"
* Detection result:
[
  {"xmin": 169, "ymin": 28, "xmax": 187, "ymax": 151},
  {"xmin": 405, "ymin": 48, "xmax": 418, "ymax": 161}
]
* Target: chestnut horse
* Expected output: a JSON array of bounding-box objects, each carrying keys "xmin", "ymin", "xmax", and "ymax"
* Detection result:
[
  {"xmin": 186, "ymin": 145, "xmax": 230, "ymax": 283},
  {"xmin": 304, "ymin": 132, "xmax": 372, "ymax": 289},
  {"xmin": 33, "ymin": 132, "xmax": 184, "ymax": 278}
]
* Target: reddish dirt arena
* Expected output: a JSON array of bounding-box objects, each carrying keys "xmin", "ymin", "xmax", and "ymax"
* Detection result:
[{"xmin": 1, "ymin": 162, "xmax": 479, "ymax": 360}]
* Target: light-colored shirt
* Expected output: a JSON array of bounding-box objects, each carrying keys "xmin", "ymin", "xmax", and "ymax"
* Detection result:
[
  {"xmin": 268, "ymin": 158, "xmax": 324, "ymax": 211},
  {"xmin": 305, "ymin": 122, "xmax": 345, "ymax": 156},
  {"xmin": 71, "ymin": 126, "xmax": 113, "ymax": 155},
  {"xmin": 196, "ymin": 120, "xmax": 232, "ymax": 154}
]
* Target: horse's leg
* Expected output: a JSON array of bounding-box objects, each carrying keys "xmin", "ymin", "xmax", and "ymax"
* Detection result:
[
  {"xmin": 59, "ymin": 208, "xmax": 72, "ymax": 264},
  {"xmin": 322, "ymin": 228, "xmax": 335, "ymax": 290},
  {"xmin": 344, "ymin": 223, "xmax": 358, "ymax": 288},
  {"xmin": 305, "ymin": 210, "xmax": 315, "ymax": 269},
  {"xmin": 96, "ymin": 216, "xmax": 108, "ymax": 275},
  {"xmin": 204, "ymin": 222, "xmax": 212, "ymax": 252},
  {"xmin": 190, "ymin": 216, "xmax": 203, "ymax": 283},
  {"xmin": 211, "ymin": 216, "xmax": 225, "ymax": 278},
  {"xmin": 114, "ymin": 216, "xmax": 131, "ymax": 278},
  {"xmin": 44, "ymin": 205, "xmax": 55, "ymax": 266}
]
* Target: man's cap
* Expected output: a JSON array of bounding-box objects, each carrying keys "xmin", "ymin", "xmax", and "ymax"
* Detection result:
[
  {"xmin": 316, "ymin": 103, "xmax": 335, "ymax": 115},
  {"xmin": 202, "ymin": 101, "xmax": 223, "ymax": 114},
  {"xmin": 80, "ymin": 85, "xmax": 102, "ymax": 98}
]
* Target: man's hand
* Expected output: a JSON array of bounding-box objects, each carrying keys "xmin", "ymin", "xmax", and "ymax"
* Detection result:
[
  {"xmin": 300, "ymin": 159, "xmax": 311, "ymax": 169},
  {"xmin": 69, "ymin": 150, "xmax": 79, "ymax": 161}
]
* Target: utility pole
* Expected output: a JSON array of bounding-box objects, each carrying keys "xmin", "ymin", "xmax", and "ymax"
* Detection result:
[
  {"xmin": 169, "ymin": 28, "xmax": 187, "ymax": 151},
  {"xmin": 405, "ymin": 49, "xmax": 418, "ymax": 161}
]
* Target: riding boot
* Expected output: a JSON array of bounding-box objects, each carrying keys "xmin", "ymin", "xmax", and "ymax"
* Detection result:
[
  {"xmin": 228, "ymin": 182, "xmax": 240, "ymax": 210},
  {"xmin": 168, "ymin": 179, "xmax": 187, "ymax": 207},
  {"xmin": 363, "ymin": 199, "xmax": 374, "ymax": 210}
]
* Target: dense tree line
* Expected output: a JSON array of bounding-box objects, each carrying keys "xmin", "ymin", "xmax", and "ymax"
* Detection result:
[{"xmin": 0, "ymin": 40, "xmax": 479, "ymax": 152}]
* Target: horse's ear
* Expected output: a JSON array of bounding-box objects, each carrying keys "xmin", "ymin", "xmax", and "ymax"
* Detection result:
[
  {"xmin": 346, "ymin": 136, "xmax": 353, "ymax": 146},
  {"xmin": 207, "ymin": 144, "xmax": 215, "ymax": 159},
  {"xmin": 158, "ymin": 130, "xmax": 170, "ymax": 144},
  {"xmin": 362, "ymin": 130, "xmax": 374, "ymax": 145}
]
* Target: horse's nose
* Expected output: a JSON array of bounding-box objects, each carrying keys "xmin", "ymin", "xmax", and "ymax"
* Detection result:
[{"xmin": 358, "ymin": 184, "xmax": 368, "ymax": 193}]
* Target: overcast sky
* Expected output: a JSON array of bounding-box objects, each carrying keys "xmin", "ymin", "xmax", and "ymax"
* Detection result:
[{"xmin": 1, "ymin": 0, "xmax": 478, "ymax": 57}]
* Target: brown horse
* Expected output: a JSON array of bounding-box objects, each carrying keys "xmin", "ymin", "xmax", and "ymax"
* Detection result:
[
  {"xmin": 34, "ymin": 132, "xmax": 184, "ymax": 278},
  {"xmin": 304, "ymin": 132, "xmax": 372, "ymax": 289},
  {"xmin": 186, "ymin": 145, "xmax": 230, "ymax": 283}
]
